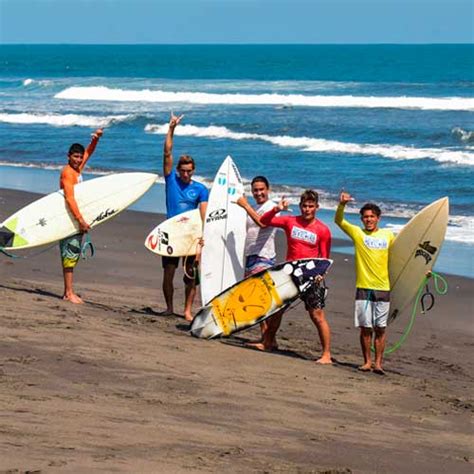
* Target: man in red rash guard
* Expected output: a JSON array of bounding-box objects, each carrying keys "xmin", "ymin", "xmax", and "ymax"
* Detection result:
[
  {"xmin": 256, "ymin": 189, "xmax": 333, "ymax": 364},
  {"xmin": 59, "ymin": 128, "xmax": 103, "ymax": 304}
]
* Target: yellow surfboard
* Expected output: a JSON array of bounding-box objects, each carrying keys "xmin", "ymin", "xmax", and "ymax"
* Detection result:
[{"xmin": 191, "ymin": 258, "xmax": 332, "ymax": 339}]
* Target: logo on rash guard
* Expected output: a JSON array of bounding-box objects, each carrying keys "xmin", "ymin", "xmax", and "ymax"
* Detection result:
[
  {"xmin": 363, "ymin": 236, "xmax": 389, "ymax": 250},
  {"xmin": 291, "ymin": 226, "xmax": 316, "ymax": 244},
  {"xmin": 186, "ymin": 189, "xmax": 198, "ymax": 200}
]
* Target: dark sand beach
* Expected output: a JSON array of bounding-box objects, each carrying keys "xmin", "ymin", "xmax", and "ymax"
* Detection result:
[{"xmin": 1, "ymin": 188, "xmax": 473, "ymax": 473}]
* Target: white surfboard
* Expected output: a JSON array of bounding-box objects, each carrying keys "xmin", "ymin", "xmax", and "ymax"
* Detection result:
[
  {"xmin": 144, "ymin": 209, "xmax": 202, "ymax": 257},
  {"xmin": 200, "ymin": 156, "xmax": 246, "ymax": 305},
  {"xmin": 0, "ymin": 172, "xmax": 157, "ymax": 250},
  {"xmin": 388, "ymin": 197, "xmax": 449, "ymax": 324},
  {"xmin": 192, "ymin": 258, "xmax": 333, "ymax": 339}
]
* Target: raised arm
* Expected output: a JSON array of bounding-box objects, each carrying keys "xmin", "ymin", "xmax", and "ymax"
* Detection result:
[
  {"xmin": 335, "ymin": 191, "xmax": 359, "ymax": 239},
  {"xmin": 79, "ymin": 128, "xmax": 103, "ymax": 173},
  {"xmin": 236, "ymin": 195, "xmax": 267, "ymax": 228},
  {"xmin": 163, "ymin": 112, "xmax": 184, "ymax": 177},
  {"xmin": 260, "ymin": 197, "xmax": 290, "ymax": 227}
]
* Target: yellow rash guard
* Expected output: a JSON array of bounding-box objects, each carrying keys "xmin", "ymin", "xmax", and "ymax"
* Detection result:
[{"xmin": 335, "ymin": 204, "xmax": 394, "ymax": 290}]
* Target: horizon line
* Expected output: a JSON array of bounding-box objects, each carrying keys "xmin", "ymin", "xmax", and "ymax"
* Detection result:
[{"xmin": 1, "ymin": 42, "xmax": 473, "ymax": 46}]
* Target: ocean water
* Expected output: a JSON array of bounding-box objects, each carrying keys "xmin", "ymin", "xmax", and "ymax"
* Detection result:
[{"xmin": 0, "ymin": 45, "xmax": 473, "ymax": 277}]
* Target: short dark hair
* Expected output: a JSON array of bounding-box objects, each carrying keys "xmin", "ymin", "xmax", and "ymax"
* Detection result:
[
  {"xmin": 300, "ymin": 189, "xmax": 319, "ymax": 204},
  {"xmin": 251, "ymin": 176, "xmax": 270, "ymax": 188},
  {"xmin": 177, "ymin": 155, "xmax": 195, "ymax": 170},
  {"xmin": 68, "ymin": 143, "xmax": 85, "ymax": 155},
  {"xmin": 360, "ymin": 203, "xmax": 381, "ymax": 217}
]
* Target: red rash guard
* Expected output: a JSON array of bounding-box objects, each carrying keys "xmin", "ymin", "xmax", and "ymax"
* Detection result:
[{"xmin": 260, "ymin": 207, "xmax": 331, "ymax": 260}]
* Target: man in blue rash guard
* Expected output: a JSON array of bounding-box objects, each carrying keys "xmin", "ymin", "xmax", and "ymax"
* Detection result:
[{"xmin": 161, "ymin": 112, "xmax": 209, "ymax": 321}]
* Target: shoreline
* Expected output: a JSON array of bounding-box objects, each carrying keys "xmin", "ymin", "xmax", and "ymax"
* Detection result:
[
  {"xmin": 1, "ymin": 185, "xmax": 473, "ymax": 472},
  {"xmin": 1, "ymin": 184, "xmax": 472, "ymax": 280}
]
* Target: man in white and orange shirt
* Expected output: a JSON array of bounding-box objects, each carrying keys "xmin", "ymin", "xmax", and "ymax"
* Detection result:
[
  {"xmin": 237, "ymin": 176, "xmax": 281, "ymax": 349},
  {"xmin": 59, "ymin": 128, "xmax": 103, "ymax": 304}
]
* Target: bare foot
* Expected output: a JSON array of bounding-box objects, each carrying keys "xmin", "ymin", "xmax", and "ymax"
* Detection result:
[
  {"xmin": 246, "ymin": 342, "xmax": 273, "ymax": 352},
  {"xmin": 158, "ymin": 309, "xmax": 175, "ymax": 316},
  {"xmin": 184, "ymin": 313, "xmax": 194, "ymax": 322},
  {"xmin": 315, "ymin": 355, "xmax": 333, "ymax": 365},
  {"xmin": 373, "ymin": 367, "xmax": 386, "ymax": 376},
  {"xmin": 63, "ymin": 293, "xmax": 83, "ymax": 304},
  {"xmin": 247, "ymin": 339, "xmax": 279, "ymax": 351},
  {"xmin": 358, "ymin": 364, "xmax": 372, "ymax": 372}
]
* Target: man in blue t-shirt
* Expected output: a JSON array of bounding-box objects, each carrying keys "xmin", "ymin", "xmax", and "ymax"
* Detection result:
[{"xmin": 162, "ymin": 112, "xmax": 209, "ymax": 321}]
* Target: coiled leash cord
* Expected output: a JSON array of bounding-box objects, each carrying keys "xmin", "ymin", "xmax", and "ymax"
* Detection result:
[
  {"xmin": 183, "ymin": 238, "xmax": 202, "ymax": 281},
  {"xmin": 375, "ymin": 271, "xmax": 448, "ymax": 355}
]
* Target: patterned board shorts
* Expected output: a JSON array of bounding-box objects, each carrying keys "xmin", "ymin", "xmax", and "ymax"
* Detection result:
[
  {"xmin": 300, "ymin": 280, "xmax": 328, "ymax": 311},
  {"xmin": 244, "ymin": 255, "xmax": 276, "ymax": 277},
  {"xmin": 59, "ymin": 233, "xmax": 84, "ymax": 269},
  {"xmin": 354, "ymin": 288, "xmax": 390, "ymax": 328}
]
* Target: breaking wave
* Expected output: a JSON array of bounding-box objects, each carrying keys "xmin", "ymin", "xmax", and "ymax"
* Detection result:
[
  {"xmin": 55, "ymin": 86, "xmax": 474, "ymax": 112},
  {"xmin": 0, "ymin": 112, "xmax": 134, "ymax": 128},
  {"xmin": 145, "ymin": 123, "xmax": 474, "ymax": 166}
]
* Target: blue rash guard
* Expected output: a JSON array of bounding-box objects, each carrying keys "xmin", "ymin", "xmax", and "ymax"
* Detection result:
[{"xmin": 165, "ymin": 170, "xmax": 209, "ymax": 218}]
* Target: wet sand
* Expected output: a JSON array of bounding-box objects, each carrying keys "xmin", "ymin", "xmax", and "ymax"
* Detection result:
[{"xmin": 1, "ymin": 188, "xmax": 473, "ymax": 473}]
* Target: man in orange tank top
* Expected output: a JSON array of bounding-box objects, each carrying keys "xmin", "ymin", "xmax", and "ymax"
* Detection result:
[{"xmin": 59, "ymin": 128, "xmax": 103, "ymax": 303}]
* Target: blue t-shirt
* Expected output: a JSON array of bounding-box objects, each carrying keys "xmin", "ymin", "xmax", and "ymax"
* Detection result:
[{"xmin": 165, "ymin": 170, "xmax": 209, "ymax": 218}]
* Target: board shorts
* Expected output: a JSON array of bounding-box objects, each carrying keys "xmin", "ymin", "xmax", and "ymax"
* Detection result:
[
  {"xmin": 244, "ymin": 255, "xmax": 276, "ymax": 278},
  {"xmin": 59, "ymin": 233, "xmax": 84, "ymax": 269},
  {"xmin": 162, "ymin": 255, "xmax": 200, "ymax": 285},
  {"xmin": 300, "ymin": 280, "xmax": 327, "ymax": 311},
  {"xmin": 355, "ymin": 288, "xmax": 390, "ymax": 328}
]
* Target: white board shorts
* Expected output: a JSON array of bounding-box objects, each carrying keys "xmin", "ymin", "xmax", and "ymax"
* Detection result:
[{"xmin": 354, "ymin": 288, "xmax": 390, "ymax": 328}]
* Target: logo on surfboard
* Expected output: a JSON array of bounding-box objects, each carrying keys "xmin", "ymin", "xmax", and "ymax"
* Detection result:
[
  {"xmin": 415, "ymin": 240, "xmax": 437, "ymax": 264},
  {"xmin": 206, "ymin": 208, "xmax": 227, "ymax": 223},
  {"xmin": 90, "ymin": 208, "xmax": 117, "ymax": 226},
  {"xmin": 147, "ymin": 230, "xmax": 169, "ymax": 251}
]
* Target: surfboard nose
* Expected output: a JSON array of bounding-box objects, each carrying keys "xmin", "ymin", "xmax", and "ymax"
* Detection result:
[
  {"xmin": 0, "ymin": 227, "xmax": 15, "ymax": 248},
  {"xmin": 190, "ymin": 306, "xmax": 222, "ymax": 339}
]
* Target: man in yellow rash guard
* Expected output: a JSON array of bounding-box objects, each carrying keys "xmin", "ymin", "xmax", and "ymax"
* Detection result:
[{"xmin": 335, "ymin": 191, "xmax": 394, "ymax": 375}]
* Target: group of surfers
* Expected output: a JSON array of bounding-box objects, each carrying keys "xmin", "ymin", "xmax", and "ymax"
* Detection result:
[{"xmin": 58, "ymin": 113, "xmax": 394, "ymax": 374}]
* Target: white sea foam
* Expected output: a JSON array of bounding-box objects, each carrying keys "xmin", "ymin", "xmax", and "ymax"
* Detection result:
[
  {"xmin": 452, "ymin": 127, "xmax": 474, "ymax": 143},
  {"xmin": 0, "ymin": 161, "xmax": 110, "ymax": 175},
  {"xmin": 145, "ymin": 123, "xmax": 474, "ymax": 166},
  {"xmin": 387, "ymin": 216, "xmax": 474, "ymax": 244},
  {"xmin": 0, "ymin": 112, "xmax": 133, "ymax": 128},
  {"xmin": 22, "ymin": 78, "xmax": 53, "ymax": 87},
  {"xmin": 55, "ymin": 86, "xmax": 474, "ymax": 112}
]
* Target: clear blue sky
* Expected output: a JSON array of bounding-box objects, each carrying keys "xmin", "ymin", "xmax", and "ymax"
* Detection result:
[{"xmin": 1, "ymin": 0, "xmax": 472, "ymax": 44}]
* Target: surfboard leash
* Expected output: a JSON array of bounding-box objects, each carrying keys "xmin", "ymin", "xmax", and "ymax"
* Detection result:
[
  {"xmin": 0, "ymin": 242, "xmax": 57, "ymax": 259},
  {"xmin": 378, "ymin": 271, "xmax": 448, "ymax": 356},
  {"xmin": 80, "ymin": 234, "xmax": 95, "ymax": 260},
  {"xmin": 0, "ymin": 234, "xmax": 95, "ymax": 261},
  {"xmin": 183, "ymin": 238, "xmax": 202, "ymax": 281}
]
